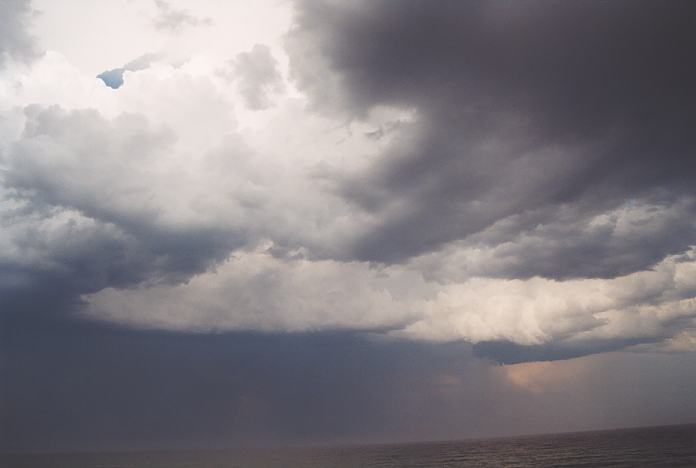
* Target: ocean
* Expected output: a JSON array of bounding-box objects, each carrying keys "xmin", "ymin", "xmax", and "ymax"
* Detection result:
[{"xmin": 2, "ymin": 424, "xmax": 695, "ymax": 467}]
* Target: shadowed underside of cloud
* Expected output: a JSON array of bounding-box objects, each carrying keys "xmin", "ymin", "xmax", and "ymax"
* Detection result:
[
  {"xmin": 4, "ymin": 313, "xmax": 695, "ymax": 452},
  {"xmin": 0, "ymin": 105, "xmax": 245, "ymax": 320},
  {"xmin": 79, "ymin": 247, "xmax": 696, "ymax": 361}
]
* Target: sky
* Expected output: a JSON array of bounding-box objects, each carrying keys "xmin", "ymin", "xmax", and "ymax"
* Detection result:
[{"xmin": 1, "ymin": 0, "xmax": 695, "ymax": 452}]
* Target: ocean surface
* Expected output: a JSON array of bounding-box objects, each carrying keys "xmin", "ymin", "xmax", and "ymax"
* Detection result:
[{"xmin": 3, "ymin": 424, "xmax": 695, "ymax": 468}]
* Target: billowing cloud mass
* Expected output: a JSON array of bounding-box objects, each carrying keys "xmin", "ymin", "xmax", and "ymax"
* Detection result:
[
  {"xmin": 286, "ymin": 0, "xmax": 696, "ymax": 267},
  {"xmin": 2, "ymin": 0, "xmax": 696, "ymax": 368},
  {"xmin": 225, "ymin": 44, "xmax": 284, "ymax": 110}
]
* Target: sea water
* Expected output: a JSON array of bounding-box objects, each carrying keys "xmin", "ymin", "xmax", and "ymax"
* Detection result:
[{"xmin": 2, "ymin": 423, "xmax": 695, "ymax": 467}]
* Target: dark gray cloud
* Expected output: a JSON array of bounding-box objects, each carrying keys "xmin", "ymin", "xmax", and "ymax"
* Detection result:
[
  {"xmin": 152, "ymin": 0, "xmax": 212, "ymax": 32},
  {"xmin": 0, "ymin": 105, "xmax": 242, "ymax": 319},
  {"xmin": 414, "ymin": 199, "xmax": 696, "ymax": 282},
  {"xmin": 227, "ymin": 45, "xmax": 284, "ymax": 110},
  {"xmin": 287, "ymin": 0, "xmax": 696, "ymax": 277},
  {"xmin": 0, "ymin": 0, "xmax": 38, "ymax": 68},
  {"xmin": 474, "ymin": 337, "xmax": 662, "ymax": 365}
]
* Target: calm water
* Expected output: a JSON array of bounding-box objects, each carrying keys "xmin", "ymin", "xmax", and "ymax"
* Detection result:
[{"xmin": 3, "ymin": 424, "xmax": 695, "ymax": 468}]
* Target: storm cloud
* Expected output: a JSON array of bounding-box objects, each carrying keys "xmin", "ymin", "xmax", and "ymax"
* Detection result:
[
  {"xmin": 0, "ymin": 105, "xmax": 245, "ymax": 320},
  {"xmin": 2, "ymin": 2, "xmax": 696, "ymax": 450},
  {"xmin": 287, "ymin": 0, "xmax": 696, "ymax": 272},
  {"xmin": 2, "ymin": 0, "xmax": 696, "ymax": 360}
]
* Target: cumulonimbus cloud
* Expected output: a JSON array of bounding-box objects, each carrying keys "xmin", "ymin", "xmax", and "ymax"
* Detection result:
[{"xmin": 2, "ymin": 0, "xmax": 695, "ymax": 363}]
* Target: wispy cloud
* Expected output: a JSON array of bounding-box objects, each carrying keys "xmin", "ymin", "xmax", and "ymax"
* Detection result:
[{"xmin": 152, "ymin": 0, "xmax": 212, "ymax": 32}]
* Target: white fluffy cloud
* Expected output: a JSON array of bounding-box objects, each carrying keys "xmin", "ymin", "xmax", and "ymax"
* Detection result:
[
  {"xmin": 85, "ymin": 248, "xmax": 428, "ymax": 333},
  {"xmin": 83, "ymin": 246, "xmax": 696, "ymax": 355}
]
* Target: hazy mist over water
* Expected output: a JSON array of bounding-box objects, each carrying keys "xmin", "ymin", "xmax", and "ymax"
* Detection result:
[{"xmin": 3, "ymin": 424, "xmax": 695, "ymax": 468}]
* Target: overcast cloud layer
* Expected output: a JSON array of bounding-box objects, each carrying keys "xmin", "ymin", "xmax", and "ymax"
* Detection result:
[{"xmin": 2, "ymin": 0, "xmax": 696, "ymax": 362}]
